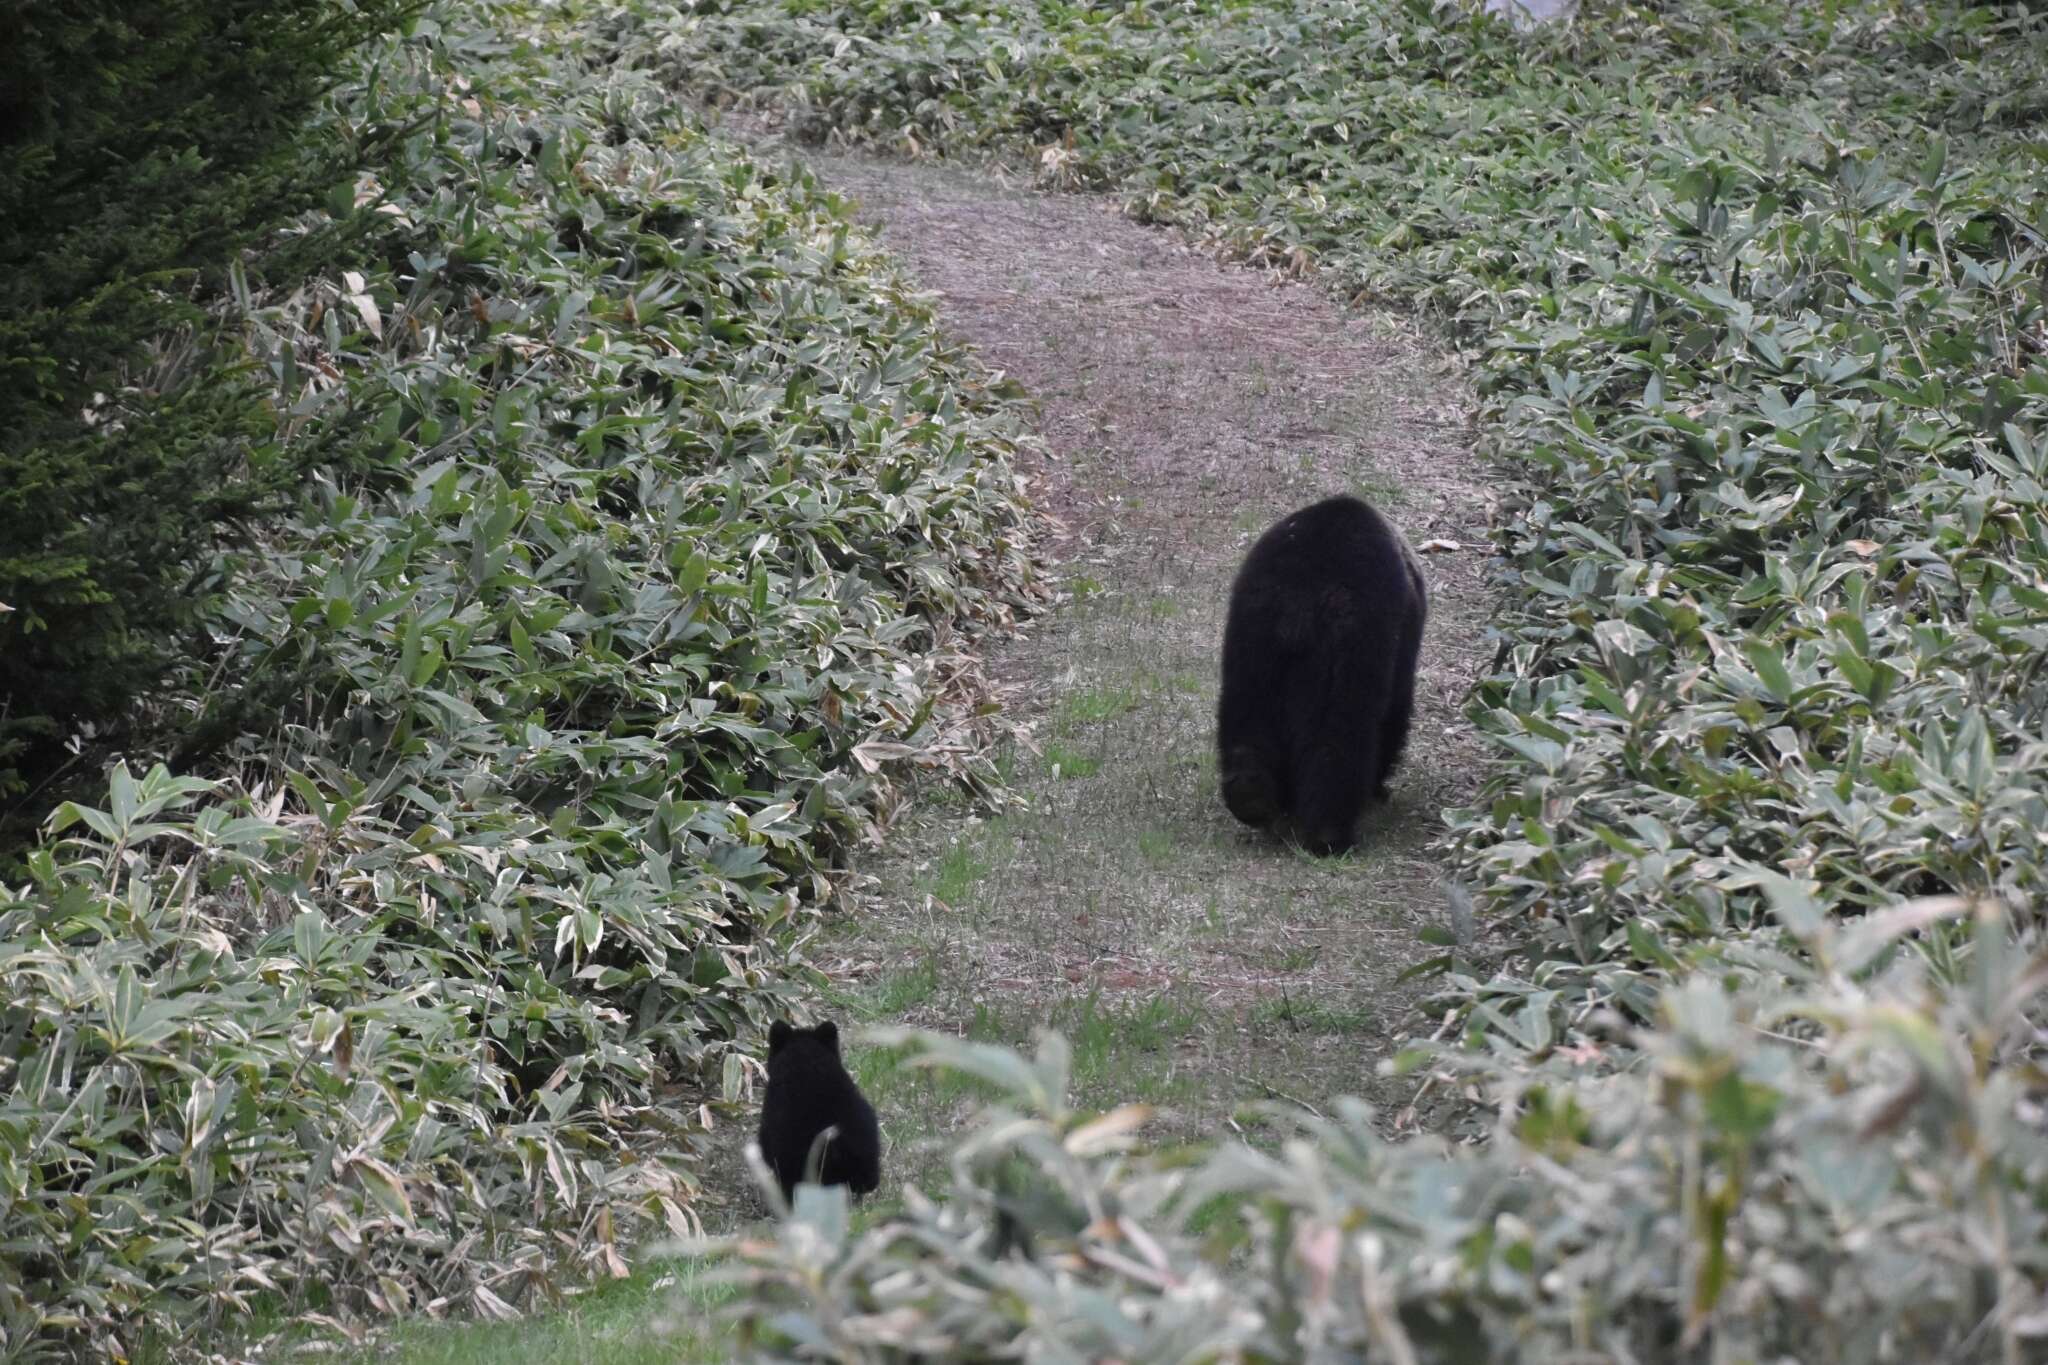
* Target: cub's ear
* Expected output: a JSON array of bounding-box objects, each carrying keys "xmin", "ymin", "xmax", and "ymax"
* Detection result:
[
  {"xmin": 814, "ymin": 1019, "xmax": 840, "ymax": 1049},
  {"xmin": 768, "ymin": 1020, "xmax": 793, "ymax": 1053}
]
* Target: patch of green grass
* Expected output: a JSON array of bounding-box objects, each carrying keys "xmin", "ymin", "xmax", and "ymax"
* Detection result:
[
  {"xmin": 1145, "ymin": 596, "xmax": 1181, "ymax": 620},
  {"xmin": 1069, "ymin": 573, "xmax": 1107, "ymax": 600},
  {"xmin": 364, "ymin": 1258, "xmax": 736, "ymax": 1365},
  {"xmin": 1043, "ymin": 742, "xmax": 1101, "ymax": 779},
  {"xmin": 1137, "ymin": 829, "xmax": 1176, "ymax": 865},
  {"xmin": 847, "ymin": 1001, "xmax": 1045, "ymax": 1143},
  {"xmin": 1295, "ymin": 841, "xmax": 1364, "ymax": 868},
  {"xmin": 1267, "ymin": 944, "xmax": 1321, "ymax": 973},
  {"xmin": 1119, "ymin": 1067, "xmax": 1211, "ymax": 1108},
  {"xmin": 836, "ymin": 957, "xmax": 943, "ymax": 1021},
  {"xmin": 853, "ymin": 1032, "xmax": 1004, "ymax": 1114},
  {"xmin": 1060, "ymin": 991, "xmax": 1202, "ymax": 1097},
  {"xmin": 1061, "ymin": 683, "xmax": 1141, "ymax": 726},
  {"xmin": 1246, "ymin": 995, "xmax": 1375, "ymax": 1036},
  {"xmin": 1186, "ymin": 1191, "xmax": 1253, "ymax": 1243},
  {"xmin": 930, "ymin": 841, "xmax": 989, "ymax": 903},
  {"xmin": 1347, "ymin": 471, "xmax": 1407, "ymax": 509},
  {"xmin": 900, "ymin": 992, "xmax": 1205, "ymax": 1112},
  {"xmin": 968, "ymin": 999, "xmax": 1010, "ymax": 1041}
]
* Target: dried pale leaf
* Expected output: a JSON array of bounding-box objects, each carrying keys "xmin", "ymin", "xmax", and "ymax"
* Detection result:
[
  {"xmin": 1832, "ymin": 895, "xmax": 1973, "ymax": 977},
  {"xmin": 659, "ymin": 1195, "xmax": 699, "ymax": 1241},
  {"xmin": 2012, "ymin": 1305, "xmax": 2048, "ymax": 1337},
  {"xmin": 545, "ymin": 1138, "xmax": 575, "ymax": 1203},
  {"xmin": 1083, "ymin": 1243, "xmax": 1178, "ymax": 1290},
  {"xmin": 473, "ymin": 1284, "xmax": 521, "ymax": 1323},
  {"xmin": 348, "ymin": 1155, "xmax": 414, "ymax": 1224},
  {"xmin": 376, "ymin": 1274, "xmax": 412, "ymax": 1316},
  {"xmin": 1066, "ymin": 1105, "xmax": 1153, "ymax": 1156},
  {"xmin": 851, "ymin": 740, "xmax": 920, "ymax": 773},
  {"xmin": 325, "ymin": 1219, "xmax": 364, "ymax": 1257},
  {"xmin": 349, "ymin": 291, "xmax": 383, "ymax": 339},
  {"xmin": 1296, "ymin": 1220, "xmax": 1342, "ymax": 1308},
  {"xmin": 1415, "ymin": 538, "xmax": 1462, "ymax": 553},
  {"xmin": 1119, "ymin": 1216, "xmax": 1172, "ymax": 1274},
  {"xmin": 843, "ymin": 1307, "xmax": 932, "ymax": 1346}
]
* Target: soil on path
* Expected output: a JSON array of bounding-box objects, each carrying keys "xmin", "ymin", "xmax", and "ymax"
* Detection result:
[{"xmin": 742, "ymin": 147, "xmax": 1497, "ymax": 1198}]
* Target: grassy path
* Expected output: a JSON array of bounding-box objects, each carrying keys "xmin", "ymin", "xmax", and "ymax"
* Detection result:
[
  {"xmin": 360, "ymin": 149, "xmax": 1493, "ymax": 1363},
  {"xmin": 774, "ymin": 151, "xmax": 1497, "ymax": 1189}
]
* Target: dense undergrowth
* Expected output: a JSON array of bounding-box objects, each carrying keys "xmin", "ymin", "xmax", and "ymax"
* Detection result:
[
  {"xmin": 0, "ymin": 0, "xmax": 1036, "ymax": 1356},
  {"xmin": 653, "ymin": 0, "xmax": 2048, "ymax": 1356}
]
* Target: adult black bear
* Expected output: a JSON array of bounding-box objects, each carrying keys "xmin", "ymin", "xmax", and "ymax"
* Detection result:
[
  {"xmin": 756, "ymin": 1019, "xmax": 881, "ymax": 1203},
  {"xmin": 1217, "ymin": 494, "xmax": 1427, "ymax": 855}
]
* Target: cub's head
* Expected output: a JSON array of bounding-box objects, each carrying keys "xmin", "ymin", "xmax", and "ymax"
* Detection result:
[{"xmin": 768, "ymin": 1019, "xmax": 841, "ymax": 1059}]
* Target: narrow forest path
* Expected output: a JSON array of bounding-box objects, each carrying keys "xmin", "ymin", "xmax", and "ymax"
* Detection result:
[{"xmin": 740, "ymin": 149, "xmax": 1501, "ymax": 1194}]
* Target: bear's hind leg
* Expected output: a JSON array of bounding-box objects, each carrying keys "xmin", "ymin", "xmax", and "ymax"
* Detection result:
[
  {"xmin": 1286, "ymin": 656, "xmax": 1380, "ymax": 856},
  {"xmin": 1373, "ymin": 609, "xmax": 1424, "ymax": 802}
]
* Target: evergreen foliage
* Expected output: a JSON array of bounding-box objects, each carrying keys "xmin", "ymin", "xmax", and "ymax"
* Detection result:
[{"xmin": 0, "ymin": 0, "xmax": 418, "ymax": 797}]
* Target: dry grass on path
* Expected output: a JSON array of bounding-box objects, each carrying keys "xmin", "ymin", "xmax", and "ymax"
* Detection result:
[{"xmin": 711, "ymin": 148, "xmax": 1501, "ymax": 1207}]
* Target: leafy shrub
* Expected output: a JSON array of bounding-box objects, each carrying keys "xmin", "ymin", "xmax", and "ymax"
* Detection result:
[
  {"xmin": 0, "ymin": 0, "xmax": 420, "ymax": 799},
  {"xmin": 0, "ymin": 0, "xmax": 1036, "ymax": 1355},
  {"xmin": 704, "ymin": 898, "xmax": 2048, "ymax": 1361}
]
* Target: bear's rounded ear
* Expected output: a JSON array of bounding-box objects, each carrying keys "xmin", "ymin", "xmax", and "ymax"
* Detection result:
[
  {"xmin": 768, "ymin": 1020, "xmax": 793, "ymax": 1053},
  {"xmin": 815, "ymin": 1019, "xmax": 839, "ymax": 1049}
]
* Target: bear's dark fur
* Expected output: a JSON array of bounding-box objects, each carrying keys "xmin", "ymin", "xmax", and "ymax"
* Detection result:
[
  {"xmin": 757, "ymin": 1019, "xmax": 881, "ymax": 1203},
  {"xmin": 1217, "ymin": 494, "xmax": 1427, "ymax": 855}
]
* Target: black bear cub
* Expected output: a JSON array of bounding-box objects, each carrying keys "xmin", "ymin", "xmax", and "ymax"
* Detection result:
[
  {"xmin": 1217, "ymin": 494, "xmax": 1427, "ymax": 856},
  {"xmin": 757, "ymin": 1019, "xmax": 881, "ymax": 1203}
]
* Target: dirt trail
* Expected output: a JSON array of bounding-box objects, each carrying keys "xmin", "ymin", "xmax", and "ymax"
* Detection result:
[{"xmin": 752, "ymin": 148, "xmax": 1495, "ymax": 1188}]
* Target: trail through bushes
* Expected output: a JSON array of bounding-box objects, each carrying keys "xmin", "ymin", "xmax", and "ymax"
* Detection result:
[{"xmin": 654, "ymin": 0, "xmax": 2048, "ymax": 1356}]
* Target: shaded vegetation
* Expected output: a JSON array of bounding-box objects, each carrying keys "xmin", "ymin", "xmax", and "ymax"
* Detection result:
[
  {"xmin": 0, "ymin": 0, "xmax": 1035, "ymax": 1355},
  {"xmin": 0, "ymin": 0, "xmax": 421, "ymax": 800}
]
